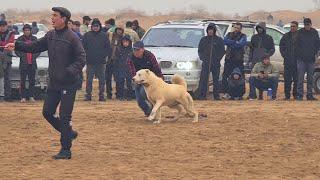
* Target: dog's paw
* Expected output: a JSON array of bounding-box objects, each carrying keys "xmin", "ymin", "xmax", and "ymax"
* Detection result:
[{"xmin": 147, "ymin": 116, "xmax": 154, "ymax": 121}]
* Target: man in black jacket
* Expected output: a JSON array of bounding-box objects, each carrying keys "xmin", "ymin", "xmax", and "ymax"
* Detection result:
[
  {"xmin": 15, "ymin": 24, "xmax": 40, "ymax": 102},
  {"xmin": 196, "ymin": 23, "xmax": 225, "ymax": 100},
  {"xmin": 127, "ymin": 41, "xmax": 163, "ymax": 116},
  {"xmin": 83, "ymin": 18, "xmax": 111, "ymax": 101},
  {"xmin": 249, "ymin": 22, "xmax": 275, "ymax": 66},
  {"xmin": 280, "ymin": 21, "xmax": 299, "ymax": 100},
  {"xmin": 5, "ymin": 7, "xmax": 86, "ymax": 159},
  {"xmin": 296, "ymin": 18, "xmax": 320, "ymax": 101}
]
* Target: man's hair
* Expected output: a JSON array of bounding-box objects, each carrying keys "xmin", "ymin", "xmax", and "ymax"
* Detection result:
[
  {"xmin": 234, "ymin": 22, "xmax": 243, "ymax": 28},
  {"xmin": 126, "ymin": 21, "xmax": 132, "ymax": 28},
  {"xmin": 291, "ymin": 21, "xmax": 298, "ymax": 27},
  {"xmin": 68, "ymin": 19, "xmax": 73, "ymax": 24},
  {"xmin": 73, "ymin": 21, "xmax": 81, "ymax": 27},
  {"xmin": 108, "ymin": 18, "xmax": 115, "ymax": 26}
]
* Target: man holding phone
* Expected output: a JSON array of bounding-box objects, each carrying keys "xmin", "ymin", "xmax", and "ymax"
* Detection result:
[{"xmin": 248, "ymin": 54, "xmax": 279, "ymax": 100}]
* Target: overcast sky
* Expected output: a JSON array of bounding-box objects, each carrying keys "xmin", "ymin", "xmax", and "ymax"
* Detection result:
[{"xmin": 0, "ymin": 0, "xmax": 316, "ymax": 15}]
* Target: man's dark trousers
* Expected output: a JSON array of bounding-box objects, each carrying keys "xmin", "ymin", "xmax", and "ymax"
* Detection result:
[
  {"xmin": 42, "ymin": 88, "xmax": 77, "ymax": 150},
  {"xmin": 3, "ymin": 61, "xmax": 12, "ymax": 99},
  {"xmin": 249, "ymin": 76, "xmax": 279, "ymax": 98},
  {"xmin": 20, "ymin": 65, "xmax": 36, "ymax": 98},
  {"xmin": 197, "ymin": 62, "xmax": 220, "ymax": 99},
  {"xmin": 297, "ymin": 60, "xmax": 314, "ymax": 98},
  {"xmin": 284, "ymin": 63, "xmax": 298, "ymax": 99}
]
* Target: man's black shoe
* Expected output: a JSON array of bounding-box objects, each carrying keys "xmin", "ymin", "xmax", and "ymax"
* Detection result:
[
  {"xmin": 258, "ymin": 91, "xmax": 263, "ymax": 100},
  {"xmin": 213, "ymin": 96, "xmax": 221, "ymax": 101},
  {"xmin": 71, "ymin": 131, "xmax": 78, "ymax": 140},
  {"xmin": 307, "ymin": 96, "xmax": 318, "ymax": 101},
  {"xmin": 99, "ymin": 96, "xmax": 106, "ymax": 102},
  {"xmin": 52, "ymin": 149, "xmax": 71, "ymax": 160},
  {"xmin": 84, "ymin": 95, "xmax": 92, "ymax": 101},
  {"xmin": 4, "ymin": 97, "xmax": 13, "ymax": 102},
  {"xmin": 296, "ymin": 96, "xmax": 303, "ymax": 101},
  {"xmin": 107, "ymin": 95, "xmax": 112, "ymax": 100}
]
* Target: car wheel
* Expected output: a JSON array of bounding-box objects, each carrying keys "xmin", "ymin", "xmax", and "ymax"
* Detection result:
[{"xmin": 313, "ymin": 72, "xmax": 320, "ymax": 94}]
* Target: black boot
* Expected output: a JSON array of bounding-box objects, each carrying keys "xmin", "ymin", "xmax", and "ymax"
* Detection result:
[
  {"xmin": 99, "ymin": 95, "xmax": 106, "ymax": 102},
  {"xmin": 52, "ymin": 149, "xmax": 71, "ymax": 160},
  {"xmin": 84, "ymin": 94, "xmax": 92, "ymax": 101},
  {"xmin": 71, "ymin": 130, "xmax": 78, "ymax": 140}
]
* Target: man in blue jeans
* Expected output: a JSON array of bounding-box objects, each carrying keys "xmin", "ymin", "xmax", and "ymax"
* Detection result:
[
  {"xmin": 248, "ymin": 55, "xmax": 279, "ymax": 100},
  {"xmin": 127, "ymin": 41, "xmax": 163, "ymax": 116}
]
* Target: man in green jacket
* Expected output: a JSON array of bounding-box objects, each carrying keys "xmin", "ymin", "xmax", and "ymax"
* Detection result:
[{"xmin": 248, "ymin": 54, "xmax": 279, "ymax": 100}]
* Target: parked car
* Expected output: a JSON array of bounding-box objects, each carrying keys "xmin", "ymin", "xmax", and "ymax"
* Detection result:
[
  {"xmin": 9, "ymin": 51, "xmax": 49, "ymax": 99},
  {"xmin": 142, "ymin": 20, "xmax": 224, "ymax": 92},
  {"xmin": 13, "ymin": 23, "xmax": 49, "ymax": 40}
]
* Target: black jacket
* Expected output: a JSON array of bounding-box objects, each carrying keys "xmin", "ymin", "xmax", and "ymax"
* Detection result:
[
  {"xmin": 198, "ymin": 35, "xmax": 225, "ymax": 67},
  {"xmin": 15, "ymin": 27, "xmax": 86, "ymax": 90},
  {"xmin": 250, "ymin": 22, "xmax": 275, "ymax": 64},
  {"xmin": 296, "ymin": 28, "xmax": 320, "ymax": 62},
  {"xmin": 280, "ymin": 31, "xmax": 298, "ymax": 66},
  {"xmin": 15, "ymin": 35, "xmax": 40, "ymax": 70},
  {"xmin": 114, "ymin": 35, "xmax": 132, "ymax": 72},
  {"xmin": 228, "ymin": 67, "xmax": 245, "ymax": 97},
  {"xmin": 82, "ymin": 31, "xmax": 111, "ymax": 65}
]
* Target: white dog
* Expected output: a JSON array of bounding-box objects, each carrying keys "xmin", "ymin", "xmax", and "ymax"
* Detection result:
[{"xmin": 132, "ymin": 69, "xmax": 198, "ymax": 124}]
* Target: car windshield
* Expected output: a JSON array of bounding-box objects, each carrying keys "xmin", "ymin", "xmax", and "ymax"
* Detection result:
[
  {"xmin": 143, "ymin": 28, "xmax": 204, "ymax": 48},
  {"xmin": 216, "ymin": 24, "xmax": 229, "ymax": 35}
]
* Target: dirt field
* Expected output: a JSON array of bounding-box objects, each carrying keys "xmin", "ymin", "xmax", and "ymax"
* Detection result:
[{"xmin": 1, "ymin": 86, "xmax": 320, "ymax": 179}]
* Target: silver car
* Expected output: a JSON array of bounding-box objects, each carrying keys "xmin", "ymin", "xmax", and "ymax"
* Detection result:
[{"xmin": 142, "ymin": 20, "xmax": 224, "ymax": 92}]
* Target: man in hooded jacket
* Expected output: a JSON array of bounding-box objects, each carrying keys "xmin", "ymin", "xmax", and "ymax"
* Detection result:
[
  {"xmin": 249, "ymin": 22, "xmax": 275, "ymax": 66},
  {"xmin": 227, "ymin": 67, "xmax": 245, "ymax": 100},
  {"xmin": 82, "ymin": 18, "xmax": 112, "ymax": 101},
  {"xmin": 114, "ymin": 35, "xmax": 133, "ymax": 100},
  {"xmin": 196, "ymin": 23, "xmax": 225, "ymax": 100}
]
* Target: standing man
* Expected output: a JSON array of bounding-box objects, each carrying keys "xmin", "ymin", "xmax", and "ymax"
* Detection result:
[
  {"xmin": 71, "ymin": 20, "xmax": 83, "ymax": 41},
  {"xmin": 280, "ymin": 21, "xmax": 299, "ymax": 100},
  {"xmin": 83, "ymin": 18, "xmax": 112, "ymax": 101},
  {"xmin": 15, "ymin": 24, "xmax": 40, "ymax": 103},
  {"xmin": 127, "ymin": 41, "xmax": 163, "ymax": 116},
  {"xmin": 296, "ymin": 18, "xmax": 320, "ymax": 101},
  {"xmin": 106, "ymin": 18, "xmax": 116, "ymax": 33},
  {"xmin": 5, "ymin": 7, "xmax": 86, "ymax": 159},
  {"xmin": 106, "ymin": 27, "xmax": 124, "ymax": 99},
  {"xmin": 249, "ymin": 22, "xmax": 275, "ymax": 67},
  {"xmin": 196, "ymin": 23, "xmax": 225, "ymax": 100},
  {"xmin": 80, "ymin": 15, "xmax": 91, "ymax": 35},
  {"xmin": 31, "ymin": 22, "xmax": 39, "ymax": 35},
  {"xmin": 124, "ymin": 21, "xmax": 140, "ymax": 43},
  {"xmin": 0, "ymin": 20, "xmax": 15, "ymax": 101},
  {"xmin": 222, "ymin": 22, "xmax": 247, "ymax": 99},
  {"xmin": 132, "ymin": 20, "xmax": 146, "ymax": 39}
]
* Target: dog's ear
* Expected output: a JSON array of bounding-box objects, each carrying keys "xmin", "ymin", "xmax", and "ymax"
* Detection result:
[{"xmin": 145, "ymin": 69, "xmax": 150, "ymax": 74}]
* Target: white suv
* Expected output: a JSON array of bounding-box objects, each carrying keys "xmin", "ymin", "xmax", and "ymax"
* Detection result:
[{"xmin": 141, "ymin": 20, "xmax": 224, "ymax": 92}]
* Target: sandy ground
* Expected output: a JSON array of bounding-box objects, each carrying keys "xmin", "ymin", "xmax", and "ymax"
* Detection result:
[{"xmin": 1, "ymin": 83, "xmax": 320, "ymax": 180}]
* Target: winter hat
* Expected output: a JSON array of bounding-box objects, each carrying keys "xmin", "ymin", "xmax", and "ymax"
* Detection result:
[
  {"xmin": 91, "ymin": 18, "xmax": 102, "ymax": 27},
  {"xmin": 23, "ymin": 24, "xmax": 32, "ymax": 31},
  {"xmin": 206, "ymin": 23, "xmax": 217, "ymax": 33}
]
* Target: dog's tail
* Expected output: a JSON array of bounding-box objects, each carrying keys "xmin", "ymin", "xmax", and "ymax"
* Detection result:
[{"xmin": 171, "ymin": 74, "xmax": 187, "ymax": 90}]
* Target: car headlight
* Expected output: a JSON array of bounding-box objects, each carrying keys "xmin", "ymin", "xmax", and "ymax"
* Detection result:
[{"xmin": 176, "ymin": 61, "xmax": 195, "ymax": 70}]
